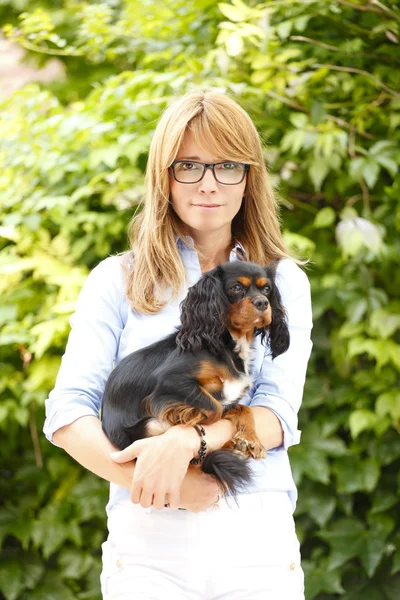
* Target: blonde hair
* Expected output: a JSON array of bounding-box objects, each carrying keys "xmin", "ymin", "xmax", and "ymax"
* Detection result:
[{"xmin": 119, "ymin": 91, "xmax": 293, "ymax": 314}]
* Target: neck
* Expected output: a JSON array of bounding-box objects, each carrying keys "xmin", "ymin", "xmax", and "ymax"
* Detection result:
[{"xmin": 189, "ymin": 228, "xmax": 233, "ymax": 273}]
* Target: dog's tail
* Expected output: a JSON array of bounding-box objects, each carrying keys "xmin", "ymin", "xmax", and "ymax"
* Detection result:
[{"xmin": 201, "ymin": 450, "xmax": 253, "ymax": 497}]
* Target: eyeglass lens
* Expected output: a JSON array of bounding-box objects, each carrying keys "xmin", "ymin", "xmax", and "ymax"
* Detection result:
[{"xmin": 173, "ymin": 161, "xmax": 245, "ymax": 184}]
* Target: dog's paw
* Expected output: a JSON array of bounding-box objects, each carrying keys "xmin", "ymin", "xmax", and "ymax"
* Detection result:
[
  {"xmin": 223, "ymin": 439, "xmax": 248, "ymax": 459},
  {"xmin": 232, "ymin": 436, "xmax": 266, "ymax": 460}
]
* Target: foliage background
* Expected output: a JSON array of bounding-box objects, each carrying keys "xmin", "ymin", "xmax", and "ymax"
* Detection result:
[{"xmin": 0, "ymin": 1, "xmax": 399, "ymax": 598}]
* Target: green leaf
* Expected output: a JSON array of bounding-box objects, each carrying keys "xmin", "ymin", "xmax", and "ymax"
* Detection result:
[
  {"xmin": 347, "ymin": 297, "xmax": 368, "ymax": 324},
  {"xmin": 58, "ymin": 549, "xmax": 94, "ymax": 579},
  {"xmin": 218, "ymin": 2, "xmax": 246, "ymax": 22},
  {"xmin": 296, "ymin": 487, "xmax": 336, "ymax": 526},
  {"xmin": 376, "ymin": 155, "xmax": 398, "ymax": 177},
  {"xmin": 376, "ymin": 391, "xmax": 400, "ymax": 423},
  {"xmin": 289, "ymin": 446, "xmax": 330, "ymax": 485},
  {"xmin": 289, "ymin": 113, "xmax": 308, "ymax": 129},
  {"xmin": 309, "ymin": 157, "xmax": 330, "ymax": 191},
  {"xmin": 363, "ymin": 160, "xmax": 380, "ymax": 188},
  {"xmin": 370, "ymin": 491, "xmax": 399, "ymax": 515},
  {"xmin": 282, "ymin": 231, "xmax": 315, "ymax": 257},
  {"xmin": 20, "ymin": 571, "xmax": 76, "ymax": 600},
  {"xmin": 349, "ymin": 409, "xmax": 377, "ymax": 438},
  {"xmin": 359, "ymin": 530, "xmax": 387, "ymax": 577},
  {"xmin": 302, "ymin": 560, "xmax": 345, "ymax": 599},
  {"xmin": 276, "ymin": 20, "xmax": 293, "ymax": 39},
  {"xmin": 318, "ymin": 518, "xmax": 366, "ymax": 570},
  {"xmin": 333, "ymin": 457, "xmax": 380, "ymax": 493},
  {"xmin": 225, "ymin": 32, "xmax": 244, "ymax": 56},
  {"xmin": 280, "ymin": 129, "xmax": 305, "ymax": 154},
  {"xmin": 314, "ymin": 206, "xmax": 335, "ymax": 229},
  {"xmin": 392, "ymin": 550, "xmax": 400, "ymax": 575},
  {"xmin": 0, "ymin": 555, "xmax": 44, "ymax": 600},
  {"xmin": 0, "ymin": 560, "xmax": 25, "ymax": 600},
  {"xmin": 369, "ymin": 308, "xmax": 400, "ymax": 339},
  {"xmin": 369, "ymin": 140, "xmax": 396, "ymax": 156}
]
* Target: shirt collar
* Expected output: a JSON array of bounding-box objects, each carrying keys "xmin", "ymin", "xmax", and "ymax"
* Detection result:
[{"xmin": 176, "ymin": 235, "xmax": 247, "ymax": 262}]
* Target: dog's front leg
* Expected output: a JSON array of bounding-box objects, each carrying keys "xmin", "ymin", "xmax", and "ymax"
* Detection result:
[{"xmin": 222, "ymin": 405, "xmax": 266, "ymax": 459}]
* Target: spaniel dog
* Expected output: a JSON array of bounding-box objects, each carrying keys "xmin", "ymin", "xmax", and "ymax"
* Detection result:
[{"xmin": 101, "ymin": 261, "xmax": 290, "ymax": 496}]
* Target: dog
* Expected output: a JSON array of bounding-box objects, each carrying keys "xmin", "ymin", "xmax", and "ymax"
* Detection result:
[{"xmin": 101, "ymin": 261, "xmax": 290, "ymax": 496}]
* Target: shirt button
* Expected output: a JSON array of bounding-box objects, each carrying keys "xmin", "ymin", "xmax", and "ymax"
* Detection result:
[
  {"xmin": 116, "ymin": 559, "xmax": 123, "ymax": 569},
  {"xmin": 290, "ymin": 562, "xmax": 295, "ymax": 571}
]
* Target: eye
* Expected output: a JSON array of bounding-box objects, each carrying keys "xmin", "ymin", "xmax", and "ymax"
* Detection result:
[
  {"xmin": 230, "ymin": 284, "xmax": 242, "ymax": 293},
  {"xmin": 216, "ymin": 162, "xmax": 240, "ymax": 171},
  {"xmin": 175, "ymin": 161, "xmax": 200, "ymax": 172},
  {"xmin": 263, "ymin": 285, "xmax": 271, "ymax": 294},
  {"xmin": 181, "ymin": 162, "xmax": 197, "ymax": 171}
]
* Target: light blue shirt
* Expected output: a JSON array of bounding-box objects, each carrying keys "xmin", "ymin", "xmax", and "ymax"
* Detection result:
[{"xmin": 43, "ymin": 239, "xmax": 313, "ymax": 515}]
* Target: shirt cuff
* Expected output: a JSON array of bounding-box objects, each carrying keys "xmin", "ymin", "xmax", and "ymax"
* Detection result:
[
  {"xmin": 43, "ymin": 400, "xmax": 100, "ymax": 447},
  {"xmin": 249, "ymin": 401, "xmax": 302, "ymax": 451}
]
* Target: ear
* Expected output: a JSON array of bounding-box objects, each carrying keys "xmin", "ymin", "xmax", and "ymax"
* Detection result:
[
  {"xmin": 176, "ymin": 266, "xmax": 227, "ymax": 355},
  {"xmin": 266, "ymin": 268, "xmax": 290, "ymax": 359}
]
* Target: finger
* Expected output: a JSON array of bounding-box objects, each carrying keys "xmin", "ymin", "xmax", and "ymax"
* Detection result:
[
  {"xmin": 110, "ymin": 441, "xmax": 141, "ymax": 463},
  {"xmin": 140, "ymin": 489, "xmax": 154, "ymax": 509},
  {"xmin": 167, "ymin": 490, "xmax": 181, "ymax": 511},
  {"xmin": 130, "ymin": 481, "xmax": 142, "ymax": 504},
  {"xmin": 152, "ymin": 492, "xmax": 167, "ymax": 510}
]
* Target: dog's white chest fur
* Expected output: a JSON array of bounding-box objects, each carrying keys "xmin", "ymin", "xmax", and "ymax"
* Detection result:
[
  {"xmin": 222, "ymin": 375, "xmax": 252, "ymax": 405},
  {"xmin": 233, "ymin": 336, "xmax": 252, "ymax": 375},
  {"xmin": 221, "ymin": 335, "xmax": 253, "ymax": 405}
]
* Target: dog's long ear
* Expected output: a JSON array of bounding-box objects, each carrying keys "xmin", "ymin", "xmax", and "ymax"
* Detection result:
[
  {"xmin": 176, "ymin": 266, "xmax": 227, "ymax": 355},
  {"xmin": 267, "ymin": 269, "xmax": 290, "ymax": 359}
]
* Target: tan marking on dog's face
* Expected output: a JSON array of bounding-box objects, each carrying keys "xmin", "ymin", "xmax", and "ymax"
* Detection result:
[
  {"xmin": 264, "ymin": 304, "xmax": 272, "ymax": 326},
  {"xmin": 227, "ymin": 298, "xmax": 271, "ymax": 339},
  {"xmin": 238, "ymin": 276, "xmax": 251, "ymax": 287},
  {"xmin": 256, "ymin": 277, "xmax": 269, "ymax": 287}
]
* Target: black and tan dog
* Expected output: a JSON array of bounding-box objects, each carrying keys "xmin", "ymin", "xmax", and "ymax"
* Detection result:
[{"xmin": 101, "ymin": 261, "xmax": 290, "ymax": 495}]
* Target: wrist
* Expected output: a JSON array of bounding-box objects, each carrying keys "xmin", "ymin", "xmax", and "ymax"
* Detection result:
[
  {"xmin": 165, "ymin": 424, "xmax": 200, "ymax": 458},
  {"xmin": 203, "ymin": 418, "xmax": 235, "ymax": 452}
]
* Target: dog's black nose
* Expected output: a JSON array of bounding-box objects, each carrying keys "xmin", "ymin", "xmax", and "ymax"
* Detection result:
[{"xmin": 252, "ymin": 297, "xmax": 269, "ymax": 311}]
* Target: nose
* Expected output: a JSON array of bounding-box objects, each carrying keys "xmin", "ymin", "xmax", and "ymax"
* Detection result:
[
  {"xmin": 252, "ymin": 297, "xmax": 269, "ymax": 311},
  {"xmin": 198, "ymin": 167, "xmax": 218, "ymax": 194}
]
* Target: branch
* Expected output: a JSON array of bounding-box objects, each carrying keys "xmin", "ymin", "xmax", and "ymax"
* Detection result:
[
  {"xmin": 29, "ymin": 403, "xmax": 43, "ymax": 469},
  {"xmin": 335, "ymin": 0, "xmax": 381, "ymax": 13},
  {"xmin": 264, "ymin": 89, "xmax": 307, "ymax": 112},
  {"xmin": 326, "ymin": 115, "xmax": 375, "ymax": 140},
  {"xmin": 290, "ymin": 36, "xmax": 341, "ymax": 52},
  {"xmin": 312, "ymin": 63, "xmax": 400, "ymax": 97},
  {"xmin": 280, "ymin": 195, "xmax": 319, "ymax": 213},
  {"xmin": 290, "ymin": 35, "xmax": 400, "ymax": 63},
  {"xmin": 263, "ymin": 90, "xmax": 376, "ymax": 139},
  {"xmin": 370, "ymin": 0, "xmax": 400, "ymax": 22},
  {"xmin": 6, "ymin": 33, "xmax": 81, "ymax": 57},
  {"xmin": 357, "ymin": 175, "xmax": 370, "ymax": 212}
]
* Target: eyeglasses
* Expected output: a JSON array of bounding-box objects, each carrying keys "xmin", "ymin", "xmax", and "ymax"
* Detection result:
[{"xmin": 170, "ymin": 160, "xmax": 250, "ymax": 185}]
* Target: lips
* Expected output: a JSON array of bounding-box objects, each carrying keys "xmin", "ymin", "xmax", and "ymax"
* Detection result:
[{"xmin": 193, "ymin": 204, "xmax": 221, "ymax": 208}]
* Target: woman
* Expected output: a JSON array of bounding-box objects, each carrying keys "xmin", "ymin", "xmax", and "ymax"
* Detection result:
[{"xmin": 44, "ymin": 91, "xmax": 313, "ymax": 599}]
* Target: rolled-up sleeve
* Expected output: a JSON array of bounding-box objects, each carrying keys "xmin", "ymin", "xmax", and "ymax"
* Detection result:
[
  {"xmin": 43, "ymin": 256, "xmax": 125, "ymax": 447},
  {"xmin": 249, "ymin": 258, "xmax": 313, "ymax": 450}
]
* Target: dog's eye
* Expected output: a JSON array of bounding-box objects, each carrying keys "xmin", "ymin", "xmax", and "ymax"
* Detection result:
[
  {"xmin": 230, "ymin": 284, "xmax": 242, "ymax": 293},
  {"xmin": 263, "ymin": 285, "xmax": 271, "ymax": 293}
]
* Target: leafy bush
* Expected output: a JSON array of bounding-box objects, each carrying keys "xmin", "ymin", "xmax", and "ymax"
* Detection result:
[{"xmin": 0, "ymin": 1, "xmax": 399, "ymax": 598}]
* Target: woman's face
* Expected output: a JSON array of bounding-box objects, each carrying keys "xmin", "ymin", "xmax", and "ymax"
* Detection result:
[{"xmin": 169, "ymin": 130, "xmax": 246, "ymax": 239}]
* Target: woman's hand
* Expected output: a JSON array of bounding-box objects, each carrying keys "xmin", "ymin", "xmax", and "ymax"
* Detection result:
[
  {"xmin": 178, "ymin": 467, "xmax": 222, "ymax": 512},
  {"xmin": 110, "ymin": 426, "xmax": 200, "ymax": 510}
]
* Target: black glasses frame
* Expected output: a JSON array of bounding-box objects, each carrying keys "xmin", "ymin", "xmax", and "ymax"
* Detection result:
[{"xmin": 170, "ymin": 160, "xmax": 250, "ymax": 185}]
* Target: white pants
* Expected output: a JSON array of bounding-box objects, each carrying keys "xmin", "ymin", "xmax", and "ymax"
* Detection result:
[{"xmin": 101, "ymin": 491, "xmax": 304, "ymax": 600}]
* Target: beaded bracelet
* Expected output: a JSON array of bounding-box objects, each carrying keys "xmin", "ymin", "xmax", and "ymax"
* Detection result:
[{"xmin": 190, "ymin": 424, "xmax": 207, "ymax": 465}]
